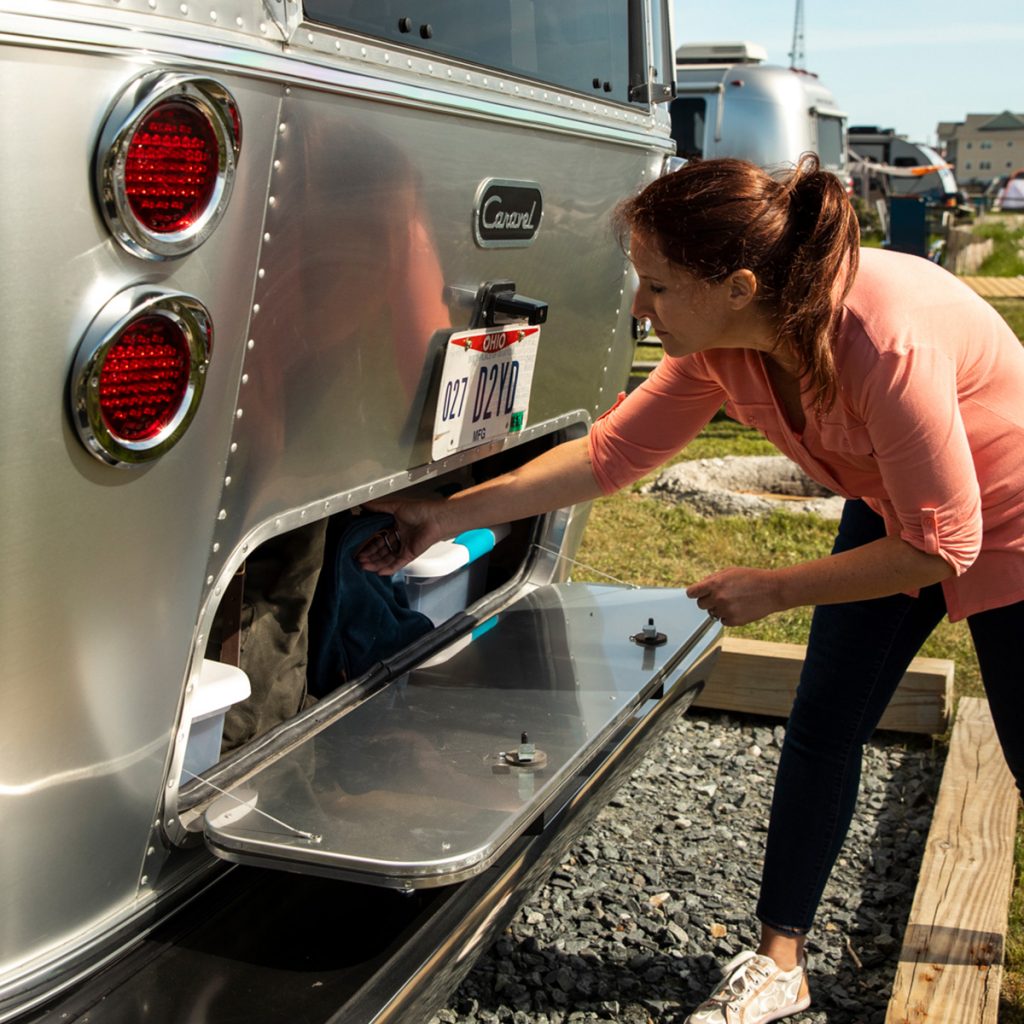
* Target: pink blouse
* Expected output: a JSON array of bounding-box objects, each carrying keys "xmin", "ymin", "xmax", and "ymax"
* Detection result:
[{"xmin": 589, "ymin": 248, "xmax": 1024, "ymax": 621}]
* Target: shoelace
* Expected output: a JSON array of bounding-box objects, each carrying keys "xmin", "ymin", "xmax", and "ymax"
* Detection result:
[{"xmin": 711, "ymin": 958, "xmax": 773, "ymax": 1005}]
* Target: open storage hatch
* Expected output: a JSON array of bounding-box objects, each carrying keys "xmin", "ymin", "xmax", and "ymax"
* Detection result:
[{"xmin": 204, "ymin": 581, "xmax": 716, "ymax": 889}]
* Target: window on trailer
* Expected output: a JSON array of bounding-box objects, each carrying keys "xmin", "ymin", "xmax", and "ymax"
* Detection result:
[
  {"xmin": 816, "ymin": 114, "xmax": 845, "ymax": 170},
  {"xmin": 670, "ymin": 97, "xmax": 706, "ymax": 159},
  {"xmin": 303, "ymin": 0, "xmax": 633, "ymax": 105}
]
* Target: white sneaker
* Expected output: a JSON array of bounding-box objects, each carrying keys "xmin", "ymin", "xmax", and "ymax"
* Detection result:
[{"xmin": 685, "ymin": 950, "xmax": 810, "ymax": 1024}]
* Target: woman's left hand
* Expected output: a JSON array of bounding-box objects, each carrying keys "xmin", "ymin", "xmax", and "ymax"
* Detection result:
[{"xmin": 685, "ymin": 567, "xmax": 784, "ymax": 626}]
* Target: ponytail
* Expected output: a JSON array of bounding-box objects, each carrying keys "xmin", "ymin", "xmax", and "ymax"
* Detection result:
[
  {"xmin": 613, "ymin": 154, "xmax": 860, "ymax": 413},
  {"xmin": 774, "ymin": 156, "xmax": 859, "ymax": 411}
]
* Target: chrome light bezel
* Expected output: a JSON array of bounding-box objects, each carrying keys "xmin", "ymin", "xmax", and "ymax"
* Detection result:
[
  {"xmin": 95, "ymin": 73, "xmax": 242, "ymax": 260},
  {"xmin": 70, "ymin": 288, "xmax": 213, "ymax": 467}
]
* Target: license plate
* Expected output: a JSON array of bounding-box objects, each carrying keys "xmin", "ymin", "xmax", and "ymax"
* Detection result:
[{"xmin": 431, "ymin": 324, "xmax": 540, "ymax": 461}]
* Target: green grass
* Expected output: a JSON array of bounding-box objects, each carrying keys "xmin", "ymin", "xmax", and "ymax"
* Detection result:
[
  {"xmin": 576, "ymin": 492, "xmax": 826, "ymax": 646},
  {"xmin": 669, "ymin": 414, "xmax": 780, "ymax": 464},
  {"xmin": 593, "ymin": 290, "xmax": 1024, "ymax": 1013},
  {"xmin": 633, "ymin": 343, "xmax": 664, "ymax": 364},
  {"xmin": 992, "ymin": 299, "xmax": 1024, "ymax": 339},
  {"xmin": 971, "ymin": 218, "xmax": 1024, "ymax": 277}
]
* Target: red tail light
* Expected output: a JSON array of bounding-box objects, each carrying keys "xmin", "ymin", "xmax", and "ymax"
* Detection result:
[
  {"xmin": 71, "ymin": 290, "xmax": 213, "ymax": 466},
  {"xmin": 97, "ymin": 314, "xmax": 193, "ymax": 441},
  {"xmin": 96, "ymin": 74, "xmax": 241, "ymax": 259},
  {"xmin": 125, "ymin": 100, "xmax": 221, "ymax": 235}
]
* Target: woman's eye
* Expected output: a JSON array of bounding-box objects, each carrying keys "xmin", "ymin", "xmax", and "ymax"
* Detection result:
[{"xmin": 649, "ymin": 284, "xmax": 665, "ymax": 294}]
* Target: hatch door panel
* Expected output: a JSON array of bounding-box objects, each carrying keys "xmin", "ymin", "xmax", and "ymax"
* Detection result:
[{"xmin": 203, "ymin": 583, "xmax": 714, "ymax": 887}]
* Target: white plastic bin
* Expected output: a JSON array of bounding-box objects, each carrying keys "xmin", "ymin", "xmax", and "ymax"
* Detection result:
[
  {"xmin": 180, "ymin": 659, "xmax": 251, "ymax": 783},
  {"xmin": 399, "ymin": 525, "xmax": 509, "ymax": 625}
]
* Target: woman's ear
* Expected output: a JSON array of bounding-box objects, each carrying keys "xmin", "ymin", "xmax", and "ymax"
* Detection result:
[{"xmin": 726, "ymin": 269, "xmax": 758, "ymax": 309}]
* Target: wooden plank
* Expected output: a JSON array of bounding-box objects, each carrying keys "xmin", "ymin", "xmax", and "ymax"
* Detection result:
[
  {"xmin": 886, "ymin": 698, "xmax": 1018, "ymax": 1024},
  {"xmin": 694, "ymin": 637, "xmax": 952, "ymax": 735},
  {"xmin": 960, "ymin": 276, "xmax": 1024, "ymax": 299}
]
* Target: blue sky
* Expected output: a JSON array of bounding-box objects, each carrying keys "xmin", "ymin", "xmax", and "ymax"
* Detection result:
[{"xmin": 671, "ymin": 1, "xmax": 1024, "ymax": 145}]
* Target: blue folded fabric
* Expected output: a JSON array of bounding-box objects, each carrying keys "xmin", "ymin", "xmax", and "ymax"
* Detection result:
[{"xmin": 307, "ymin": 512, "xmax": 434, "ymax": 698}]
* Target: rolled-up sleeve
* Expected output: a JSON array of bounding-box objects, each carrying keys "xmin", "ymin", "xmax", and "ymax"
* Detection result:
[
  {"xmin": 588, "ymin": 356, "xmax": 725, "ymax": 494},
  {"xmin": 861, "ymin": 348, "xmax": 982, "ymax": 575}
]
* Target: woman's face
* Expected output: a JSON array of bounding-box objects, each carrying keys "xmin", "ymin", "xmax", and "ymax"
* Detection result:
[{"xmin": 629, "ymin": 231, "xmax": 737, "ymax": 358}]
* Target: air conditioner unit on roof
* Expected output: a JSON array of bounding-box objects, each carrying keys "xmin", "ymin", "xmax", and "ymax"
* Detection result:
[{"xmin": 675, "ymin": 41, "xmax": 768, "ymax": 65}]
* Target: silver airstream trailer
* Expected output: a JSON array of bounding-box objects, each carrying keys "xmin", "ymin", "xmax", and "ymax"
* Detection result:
[
  {"xmin": 670, "ymin": 41, "xmax": 849, "ymax": 181},
  {"xmin": 0, "ymin": 2, "xmax": 722, "ymax": 1021},
  {"xmin": 847, "ymin": 126, "xmax": 960, "ymax": 206}
]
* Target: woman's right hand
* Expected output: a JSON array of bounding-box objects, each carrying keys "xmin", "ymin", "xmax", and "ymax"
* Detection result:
[
  {"xmin": 356, "ymin": 437, "xmax": 601, "ymax": 576},
  {"xmin": 355, "ymin": 498, "xmax": 448, "ymax": 575}
]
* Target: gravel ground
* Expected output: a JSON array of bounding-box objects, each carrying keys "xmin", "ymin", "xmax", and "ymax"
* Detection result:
[{"xmin": 434, "ymin": 707, "xmax": 944, "ymax": 1024}]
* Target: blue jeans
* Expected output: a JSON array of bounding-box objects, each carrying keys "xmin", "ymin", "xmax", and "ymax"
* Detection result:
[{"xmin": 756, "ymin": 499, "xmax": 1024, "ymax": 936}]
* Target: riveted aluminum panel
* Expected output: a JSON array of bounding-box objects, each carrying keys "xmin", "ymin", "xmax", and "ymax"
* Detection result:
[
  {"xmin": 0, "ymin": 41, "xmax": 281, "ymax": 996},
  {"xmin": 208, "ymin": 75, "xmax": 658, "ymax": 557}
]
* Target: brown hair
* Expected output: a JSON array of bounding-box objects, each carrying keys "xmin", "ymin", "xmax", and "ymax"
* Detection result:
[{"xmin": 613, "ymin": 155, "xmax": 859, "ymax": 413}]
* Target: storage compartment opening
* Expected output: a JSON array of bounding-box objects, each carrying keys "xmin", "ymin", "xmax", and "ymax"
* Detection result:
[{"xmin": 193, "ymin": 433, "xmax": 562, "ymax": 779}]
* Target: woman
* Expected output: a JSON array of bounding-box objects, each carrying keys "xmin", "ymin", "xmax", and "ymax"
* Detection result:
[{"xmin": 359, "ymin": 156, "xmax": 1024, "ymax": 1023}]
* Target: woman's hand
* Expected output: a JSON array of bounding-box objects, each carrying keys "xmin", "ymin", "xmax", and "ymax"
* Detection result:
[
  {"xmin": 686, "ymin": 567, "xmax": 784, "ymax": 627},
  {"xmin": 686, "ymin": 537, "xmax": 955, "ymax": 626},
  {"xmin": 356, "ymin": 437, "xmax": 603, "ymax": 578},
  {"xmin": 356, "ymin": 499, "xmax": 448, "ymax": 575},
  {"xmin": 356, "ymin": 436, "xmax": 604, "ymax": 578}
]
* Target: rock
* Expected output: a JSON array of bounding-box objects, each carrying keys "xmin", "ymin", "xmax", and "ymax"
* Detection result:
[{"xmin": 643, "ymin": 455, "xmax": 845, "ymax": 519}]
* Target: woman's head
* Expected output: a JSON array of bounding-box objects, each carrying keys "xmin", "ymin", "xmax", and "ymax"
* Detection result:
[{"xmin": 615, "ymin": 155, "xmax": 859, "ymax": 411}]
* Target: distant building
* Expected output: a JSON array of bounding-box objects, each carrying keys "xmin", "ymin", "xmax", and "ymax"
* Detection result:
[{"xmin": 937, "ymin": 112, "xmax": 1024, "ymax": 186}]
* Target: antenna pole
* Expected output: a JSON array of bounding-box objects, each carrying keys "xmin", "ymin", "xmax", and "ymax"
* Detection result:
[{"xmin": 789, "ymin": 0, "xmax": 805, "ymax": 70}]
